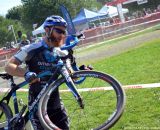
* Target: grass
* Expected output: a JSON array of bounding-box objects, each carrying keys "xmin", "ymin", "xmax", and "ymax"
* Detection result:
[
  {"xmin": 113, "ymin": 88, "xmax": 160, "ymax": 130},
  {"xmin": 1, "ymin": 35, "xmax": 160, "ymax": 129},
  {"xmin": 68, "ymin": 37, "xmax": 160, "ymax": 129},
  {"xmin": 92, "ymin": 38, "xmax": 160, "ymax": 85},
  {"xmin": 89, "ymin": 38, "xmax": 160, "ymax": 129}
]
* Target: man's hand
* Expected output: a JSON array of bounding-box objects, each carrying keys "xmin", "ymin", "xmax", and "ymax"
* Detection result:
[{"xmin": 24, "ymin": 71, "xmax": 39, "ymax": 84}]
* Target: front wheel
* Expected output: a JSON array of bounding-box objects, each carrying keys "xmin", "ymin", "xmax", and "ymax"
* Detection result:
[{"xmin": 38, "ymin": 70, "xmax": 126, "ymax": 130}]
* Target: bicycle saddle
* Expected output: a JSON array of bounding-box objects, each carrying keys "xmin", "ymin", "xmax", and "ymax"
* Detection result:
[{"xmin": 0, "ymin": 72, "xmax": 13, "ymax": 80}]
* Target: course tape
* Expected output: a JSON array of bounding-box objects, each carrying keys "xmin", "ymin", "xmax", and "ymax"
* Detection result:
[{"xmin": 0, "ymin": 83, "xmax": 160, "ymax": 93}]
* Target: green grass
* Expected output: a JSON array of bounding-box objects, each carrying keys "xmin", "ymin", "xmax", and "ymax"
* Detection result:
[
  {"xmin": 73, "ymin": 38, "xmax": 160, "ymax": 129},
  {"xmin": 1, "ymin": 37, "xmax": 160, "ymax": 129},
  {"xmin": 92, "ymin": 38, "xmax": 160, "ymax": 85},
  {"xmin": 90, "ymin": 38, "xmax": 160, "ymax": 129},
  {"xmin": 113, "ymin": 88, "xmax": 160, "ymax": 130}
]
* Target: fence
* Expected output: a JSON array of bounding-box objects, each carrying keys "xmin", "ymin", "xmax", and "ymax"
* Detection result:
[
  {"xmin": 79, "ymin": 12, "xmax": 160, "ymax": 47},
  {"xmin": 0, "ymin": 48, "xmax": 18, "ymax": 68}
]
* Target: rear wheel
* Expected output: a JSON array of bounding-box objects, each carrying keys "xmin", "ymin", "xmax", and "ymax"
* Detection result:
[
  {"xmin": 38, "ymin": 70, "xmax": 126, "ymax": 130},
  {"xmin": 0, "ymin": 102, "xmax": 13, "ymax": 129}
]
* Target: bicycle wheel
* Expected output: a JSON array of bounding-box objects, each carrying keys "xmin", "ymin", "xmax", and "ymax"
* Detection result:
[
  {"xmin": 38, "ymin": 70, "xmax": 126, "ymax": 130},
  {"xmin": 0, "ymin": 102, "xmax": 13, "ymax": 129}
]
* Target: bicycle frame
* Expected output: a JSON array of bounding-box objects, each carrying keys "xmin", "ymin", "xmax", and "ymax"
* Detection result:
[
  {"xmin": 0, "ymin": 59, "xmax": 82, "ymax": 129},
  {"xmin": 0, "ymin": 34, "xmax": 86, "ymax": 129}
]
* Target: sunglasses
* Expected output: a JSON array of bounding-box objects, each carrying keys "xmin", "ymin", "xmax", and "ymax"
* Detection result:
[{"xmin": 53, "ymin": 28, "xmax": 66, "ymax": 35}]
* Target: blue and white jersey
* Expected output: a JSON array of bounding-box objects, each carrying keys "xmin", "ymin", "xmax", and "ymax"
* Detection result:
[
  {"xmin": 15, "ymin": 40, "xmax": 70, "ymax": 109},
  {"xmin": 14, "ymin": 40, "xmax": 68, "ymax": 76}
]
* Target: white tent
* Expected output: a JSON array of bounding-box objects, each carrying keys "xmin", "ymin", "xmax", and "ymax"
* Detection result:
[
  {"xmin": 32, "ymin": 24, "xmax": 45, "ymax": 36},
  {"xmin": 98, "ymin": 5, "xmax": 129, "ymax": 17}
]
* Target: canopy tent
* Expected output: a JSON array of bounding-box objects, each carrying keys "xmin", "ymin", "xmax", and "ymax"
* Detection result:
[
  {"xmin": 32, "ymin": 24, "xmax": 45, "ymax": 36},
  {"xmin": 72, "ymin": 8, "xmax": 108, "ymax": 25},
  {"xmin": 32, "ymin": 8, "xmax": 110, "ymax": 35},
  {"xmin": 98, "ymin": 5, "xmax": 129, "ymax": 17}
]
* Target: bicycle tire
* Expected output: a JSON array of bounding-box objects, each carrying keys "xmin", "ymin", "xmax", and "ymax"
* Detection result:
[
  {"xmin": 0, "ymin": 102, "xmax": 13, "ymax": 129},
  {"xmin": 38, "ymin": 70, "xmax": 126, "ymax": 130}
]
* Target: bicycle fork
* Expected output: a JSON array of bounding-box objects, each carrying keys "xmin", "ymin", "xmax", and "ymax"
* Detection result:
[{"xmin": 61, "ymin": 66, "xmax": 84, "ymax": 109}]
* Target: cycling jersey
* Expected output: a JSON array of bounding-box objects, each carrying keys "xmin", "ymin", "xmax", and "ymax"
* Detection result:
[
  {"xmin": 15, "ymin": 40, "xmax": 68, "ymax": 72},
  {"xmin": 14, "ymin": 40, "xmax": 69, "ymax": 130}
]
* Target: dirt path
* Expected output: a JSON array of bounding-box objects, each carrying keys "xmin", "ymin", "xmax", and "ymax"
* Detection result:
[{"xmin": 76, "ymin": 29, "xmax": 160, "ymax": 63}]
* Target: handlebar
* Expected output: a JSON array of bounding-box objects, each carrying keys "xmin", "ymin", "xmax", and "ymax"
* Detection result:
[
  {"xmin": 61, "ymin": 33, "xmax": 84, "ymax": 50},
  {"xmin": 77, "ymin": 33, "xmax": 84, "ymax": 39}
]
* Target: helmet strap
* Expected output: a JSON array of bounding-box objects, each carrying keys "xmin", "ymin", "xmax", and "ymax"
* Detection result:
[
  {"xmin": 46, "ymin": 26, "xmax": 57, "ymax": 43},
  {"xmin": 46, "ymin": 26, "xmax": 53, "ymax": 37}
]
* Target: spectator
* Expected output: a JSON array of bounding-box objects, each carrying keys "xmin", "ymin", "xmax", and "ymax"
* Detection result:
[
  {"xmin": 18, "ymin": 34, "xmax": 30, "ymax": 48},
  {"xmin": 17, "ymin": 30, "xmax": 22, "ymax": 43},
  {"xmin": 157, "ymin": 4, "xmax": 160, "ymax": 12},
  {"xmin": 142, "ymin": 8, "xmax": 148, "ymax": 16},
  {"xmin": 147, "ymin": 8, "xmax": 152, "ymax": 14}
]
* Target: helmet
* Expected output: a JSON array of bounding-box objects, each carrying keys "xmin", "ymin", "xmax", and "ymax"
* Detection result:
[
  {"xmin": 43, "ymin": 15, "xmax": 67, "ymax": 28},
  {"xmin": 22, "ymin": 34, "xmax": 27, "ymax": 39}
]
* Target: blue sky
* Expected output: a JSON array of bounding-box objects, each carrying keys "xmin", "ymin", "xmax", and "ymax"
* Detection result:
[{"xmin": 0, "ymin": 0, "xmax": 22, "ymax": 16}]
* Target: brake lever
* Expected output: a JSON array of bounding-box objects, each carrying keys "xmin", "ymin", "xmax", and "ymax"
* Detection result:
[{"xmin": 77, "ymin": 33, "xmax": 85, "ymax": 39}]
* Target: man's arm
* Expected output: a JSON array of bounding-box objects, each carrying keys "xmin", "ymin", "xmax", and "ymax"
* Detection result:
[{"xmin": 5, "ymin": 57, "xmax": 26, "ymax": 77}]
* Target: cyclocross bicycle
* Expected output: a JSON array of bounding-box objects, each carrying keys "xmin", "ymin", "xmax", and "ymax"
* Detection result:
[{"xmin": 0, "ymin": 35, "xmax": 126, "ymax": 130}]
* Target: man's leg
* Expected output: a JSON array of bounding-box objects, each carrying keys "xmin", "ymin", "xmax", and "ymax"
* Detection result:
[
  {"xmin": 47, "ymin": 91, "xmax": 70, "ymax": 130},
  {"xmin": 47, "ymin": 106, "xmax": 70, "ymax": 130},
  {"xmin": 28, "ymin": 87, "xmax": 44, "ymax": 130}
]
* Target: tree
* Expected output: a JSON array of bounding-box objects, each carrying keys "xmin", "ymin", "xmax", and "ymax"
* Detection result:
[
  {"xmin": 0, "ymin": 16, "xmax": 25, "ymax": 47},
  {"xmin": 20, "ymin": 0, "xmax": 101, "ymax": 30},
  {"xmin": 6, "ymin": 6, "xmax": 23, "ymax": 21},
  {"xmin": 70, "ymin": 0, "xmax": 102, "ymax": 16},
  {"xmin": 20, "ymin": 0, "xmax": 73, "ymax": 29},
  {"xmin": 97, "ymin": 0, "xmax": 112, "ymax": 4}
]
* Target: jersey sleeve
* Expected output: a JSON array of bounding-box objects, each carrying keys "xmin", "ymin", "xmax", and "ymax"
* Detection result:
[
  {"xmin": 14, "ymin": 42, "xmax": 42, "ymax": 63},
  {"xmin": 14, "ymin": 47, "xmax": 28, "ymax": 63}
]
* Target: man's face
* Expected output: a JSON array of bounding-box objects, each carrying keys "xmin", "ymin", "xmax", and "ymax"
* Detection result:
[{"xmin": 49, "ymin": 26, "xmax": 66, "ymax": 47}]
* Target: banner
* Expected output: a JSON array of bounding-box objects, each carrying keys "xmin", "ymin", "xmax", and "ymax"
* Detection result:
[{"xmin": 60, "ymin": 5, "xmax": 76, "ymax": 35}]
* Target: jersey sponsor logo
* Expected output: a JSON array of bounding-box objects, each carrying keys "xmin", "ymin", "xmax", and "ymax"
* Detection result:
[{"xmin": 38, "ymin": 61, "xmax": 57, "ymax": 70}]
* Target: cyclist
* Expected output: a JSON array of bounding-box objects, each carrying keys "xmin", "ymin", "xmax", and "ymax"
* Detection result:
[{"xmin": 5, "ymin": 15, "xmax": 70, "ymax": 130}]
